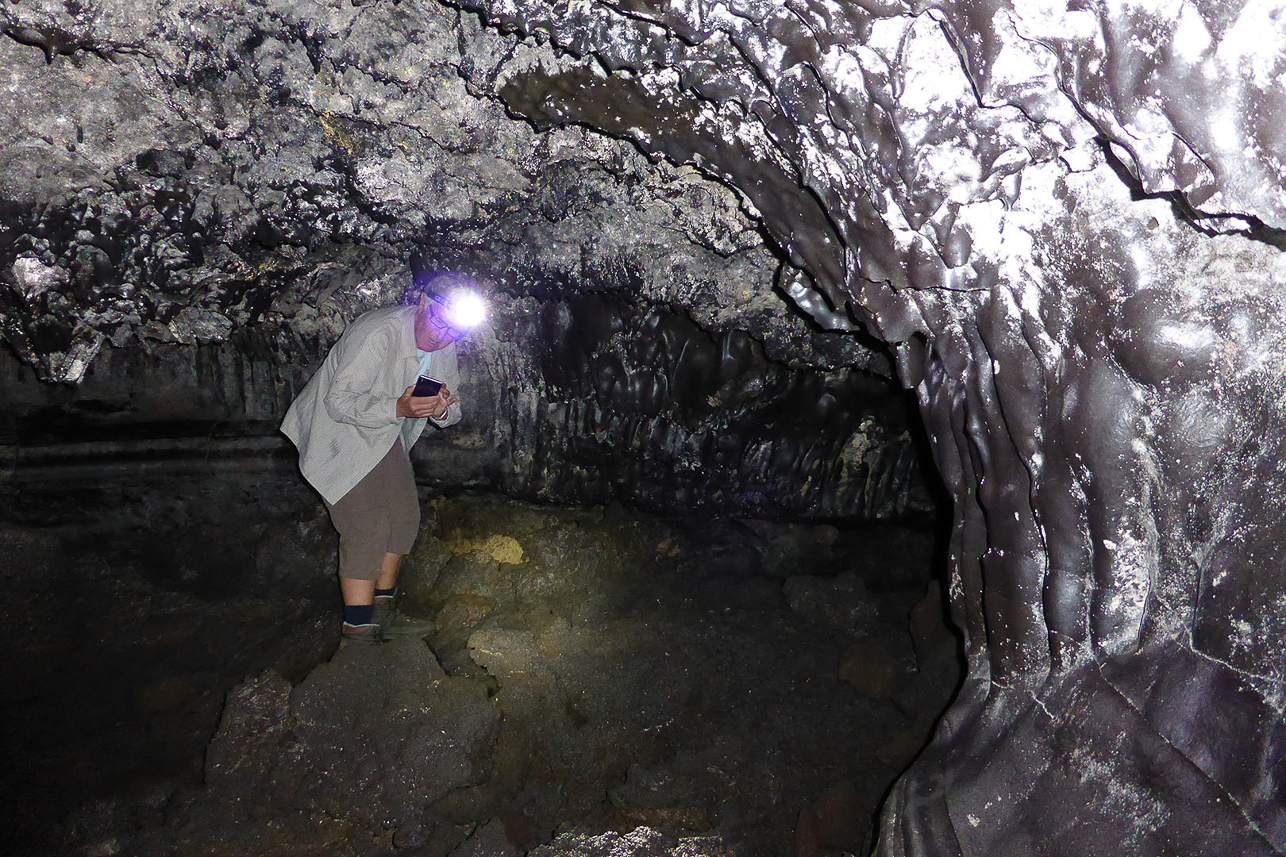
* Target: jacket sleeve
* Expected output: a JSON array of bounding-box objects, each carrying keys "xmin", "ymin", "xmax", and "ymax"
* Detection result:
[
  {"xmin": 323, "ymin": 328, "xmax": 402, "ymax": 429},
  {"xmin": 426, "ymin": 344, "xmax": 463, "ymax": 429}
]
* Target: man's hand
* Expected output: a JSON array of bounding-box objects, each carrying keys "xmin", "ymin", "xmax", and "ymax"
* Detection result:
[{"xmin": 397, "ymin": 385, "xmax": 457, "ymax": 419}]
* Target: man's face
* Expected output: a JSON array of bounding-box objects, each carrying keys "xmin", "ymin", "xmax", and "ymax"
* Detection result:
[{"xmin": 414, "ymin": 293, "xmax": 465, "ymax": 351}]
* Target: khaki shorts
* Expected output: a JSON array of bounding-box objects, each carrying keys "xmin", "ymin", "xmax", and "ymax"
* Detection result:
[{"xmin": 325, "ymin": 439, "xmax": 421, "ymax": 580}]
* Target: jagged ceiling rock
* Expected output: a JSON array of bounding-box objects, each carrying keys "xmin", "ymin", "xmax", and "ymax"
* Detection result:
[{"xmin": 0, "ymin": 0, "xmax": 878, "ymax": 381}]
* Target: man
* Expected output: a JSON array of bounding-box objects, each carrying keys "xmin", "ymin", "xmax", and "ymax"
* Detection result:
[{"xmin": 281, "ymin": 273, "xmax": 479, "ymax": 644}]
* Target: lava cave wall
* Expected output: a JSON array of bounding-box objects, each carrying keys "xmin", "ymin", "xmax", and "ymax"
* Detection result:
[
  {"xmin": 0, "ymin": 285, "xmax": 932, "ymax": 519},
  {"xmin": 440, "ymin": 0, "xmax": 1286, "ymax": 853},
  {"xmin": 4, "ymin": 0, "xmax": 1286, "ymax": 854},
  {"xmin": 0, "ymin": 0, "xmax": 929, "ymax": 519}
]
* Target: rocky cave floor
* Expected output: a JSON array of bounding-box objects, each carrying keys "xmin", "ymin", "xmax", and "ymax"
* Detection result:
[{"xmin": 0, "ymin": 464, "xmax": 959, "ymax": 857}]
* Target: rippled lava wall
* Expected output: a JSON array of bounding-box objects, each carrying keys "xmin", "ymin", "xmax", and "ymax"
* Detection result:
[
  {"xmin": 446, "ymin": 0, "xmax": 1286, "ymax": 853},
  {"xmin": 480, "ymin": 290, "xmax": 929, "ymax": 517},
  {"xmin": 4, "ymin": 0, "xmax": 1286, "ymax": 852}
]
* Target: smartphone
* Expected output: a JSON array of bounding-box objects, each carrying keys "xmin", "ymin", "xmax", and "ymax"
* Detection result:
[{"xmin": 413, "ymin": 375, "xmax": 443, "ymax": 397}]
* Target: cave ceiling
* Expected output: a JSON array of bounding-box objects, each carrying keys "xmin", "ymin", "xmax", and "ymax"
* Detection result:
[
  {"xmin": 4, "ymin": 0, "xmax": 1286, "ymax": 853},
  {"xmin": 0, "ymin": 0, "xmax": 877, "ymax": 381}
]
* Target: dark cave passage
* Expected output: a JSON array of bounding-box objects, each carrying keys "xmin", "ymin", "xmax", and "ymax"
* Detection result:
[
  {"xmin": 0, "ymin": 257, "xmax": 952, "ymax": 855},
  {"xmin": 0, "ymin": 459, "xmax": 956, "ymax": 857}
]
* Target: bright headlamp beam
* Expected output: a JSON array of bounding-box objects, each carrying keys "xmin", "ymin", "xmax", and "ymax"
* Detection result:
[{"xmin": 441, "ymin": 291, "xmax": 487, "ymax": 329}]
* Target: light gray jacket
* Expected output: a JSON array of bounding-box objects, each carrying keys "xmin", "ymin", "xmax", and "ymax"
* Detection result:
[{"xmin": 280, "ymin": 305, "xmax": 461, "ymax": 504}]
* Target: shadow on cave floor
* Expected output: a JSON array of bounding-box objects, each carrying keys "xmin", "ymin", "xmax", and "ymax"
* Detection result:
[{"xmin": 0, "ymin": 469, "xmax": 959, "ymax": 857}]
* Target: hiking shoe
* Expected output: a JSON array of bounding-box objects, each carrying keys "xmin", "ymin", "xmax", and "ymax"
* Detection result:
[
  {"xmin": 340, "ymin": 622, "xmax": 387, "ymax": 646},
  {"xmin": 372, "ymin": 600, "xmax": 435, "ymax": 639}
]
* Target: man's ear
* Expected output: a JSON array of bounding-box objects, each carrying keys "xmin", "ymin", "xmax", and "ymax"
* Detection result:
[{"xmin": 418, "ymin": 292, "xmax": 430, "ymax": 311}]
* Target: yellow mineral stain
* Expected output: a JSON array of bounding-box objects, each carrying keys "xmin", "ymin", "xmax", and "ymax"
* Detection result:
[{"xmin": 446, "ymin": 533, "xmax": 525, "ymax": 564}]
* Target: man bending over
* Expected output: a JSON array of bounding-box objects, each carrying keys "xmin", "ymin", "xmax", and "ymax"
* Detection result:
[{"xmin": 281, "ymin": 273, "xmax": 483, "ymax": 644}]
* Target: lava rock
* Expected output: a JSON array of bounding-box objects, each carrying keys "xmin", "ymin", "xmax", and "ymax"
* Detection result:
[
  {"xmin": 527, "ymin": 826, "xmax": 728, "ymax": 857},
  {"xmin": 783, "ymin": 571, "xmax": 880, "ymax": 637}
]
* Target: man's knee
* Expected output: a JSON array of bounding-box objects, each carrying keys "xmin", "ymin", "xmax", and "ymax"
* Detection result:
[{"xmin": 389, "ymin": 507, "xmax": 420, "ymax": 555}]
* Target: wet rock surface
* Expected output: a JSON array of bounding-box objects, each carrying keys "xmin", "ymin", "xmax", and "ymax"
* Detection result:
[
  {"xmin": 1, "ymin": 477, "xmax": 955, "ymax": 856},
  {"xmin": 445, "ymin": 2, "xmax": 1286, "ymax": 852}
]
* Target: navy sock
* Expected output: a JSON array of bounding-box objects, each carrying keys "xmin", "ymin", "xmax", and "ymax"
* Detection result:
[
  {"xmin": 374, "ymin": 586, "xmax": 397, "ymax": 599},
  {"xmin": 344, "ymin": 604, "xmax": 375, "ymax": 626}
]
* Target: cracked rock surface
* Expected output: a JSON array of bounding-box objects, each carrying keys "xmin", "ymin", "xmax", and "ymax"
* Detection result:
[{"xmin": 0, "ymin": 0, "xmax": 865, "ymax": 381}]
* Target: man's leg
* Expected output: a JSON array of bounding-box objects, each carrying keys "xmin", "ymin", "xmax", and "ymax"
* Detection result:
[
  {"xmin": 327, "ymin": 441, "xmax": 429, "ymax": 643},
  {"xmin": 337, "ymin": 571, "xmax": 382, "ymax": 643},
  {"xmin": 329, "ymin": 525, "xmax": 384, "ymax": 641},
  {"xmin": 340, "ymin": 576, "xmax": 378, "ymax": 609},
  {"xmin": 376, "ymin": 552, "xmax": 404, "ymax": 591},
  {"xmin": 338, "ymin": 575, "xmax": 399, "ymax": 644},
  {"xmin": 370, "ymin": 551, "xmax": 403, "ymax": 614},
  {"xmin": 367, "ymin": 441, "xmax": 433, "ymax": 637},
  {"xmin": 371, "ymin": 550, "xmax": 433, "ymax": 637},
  {"xmin": 327, "ymin": 445, "xmax": 406, "ymax": 643}
]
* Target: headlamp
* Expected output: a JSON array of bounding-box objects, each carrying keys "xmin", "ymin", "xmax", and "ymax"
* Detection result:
[
  {"xmin": 440, "ymin": 290, "xmax": 487, "ymax": 330},
  {"xmin": 424, "ymin": 287, "xmax": 488, "ymax": 336}
]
